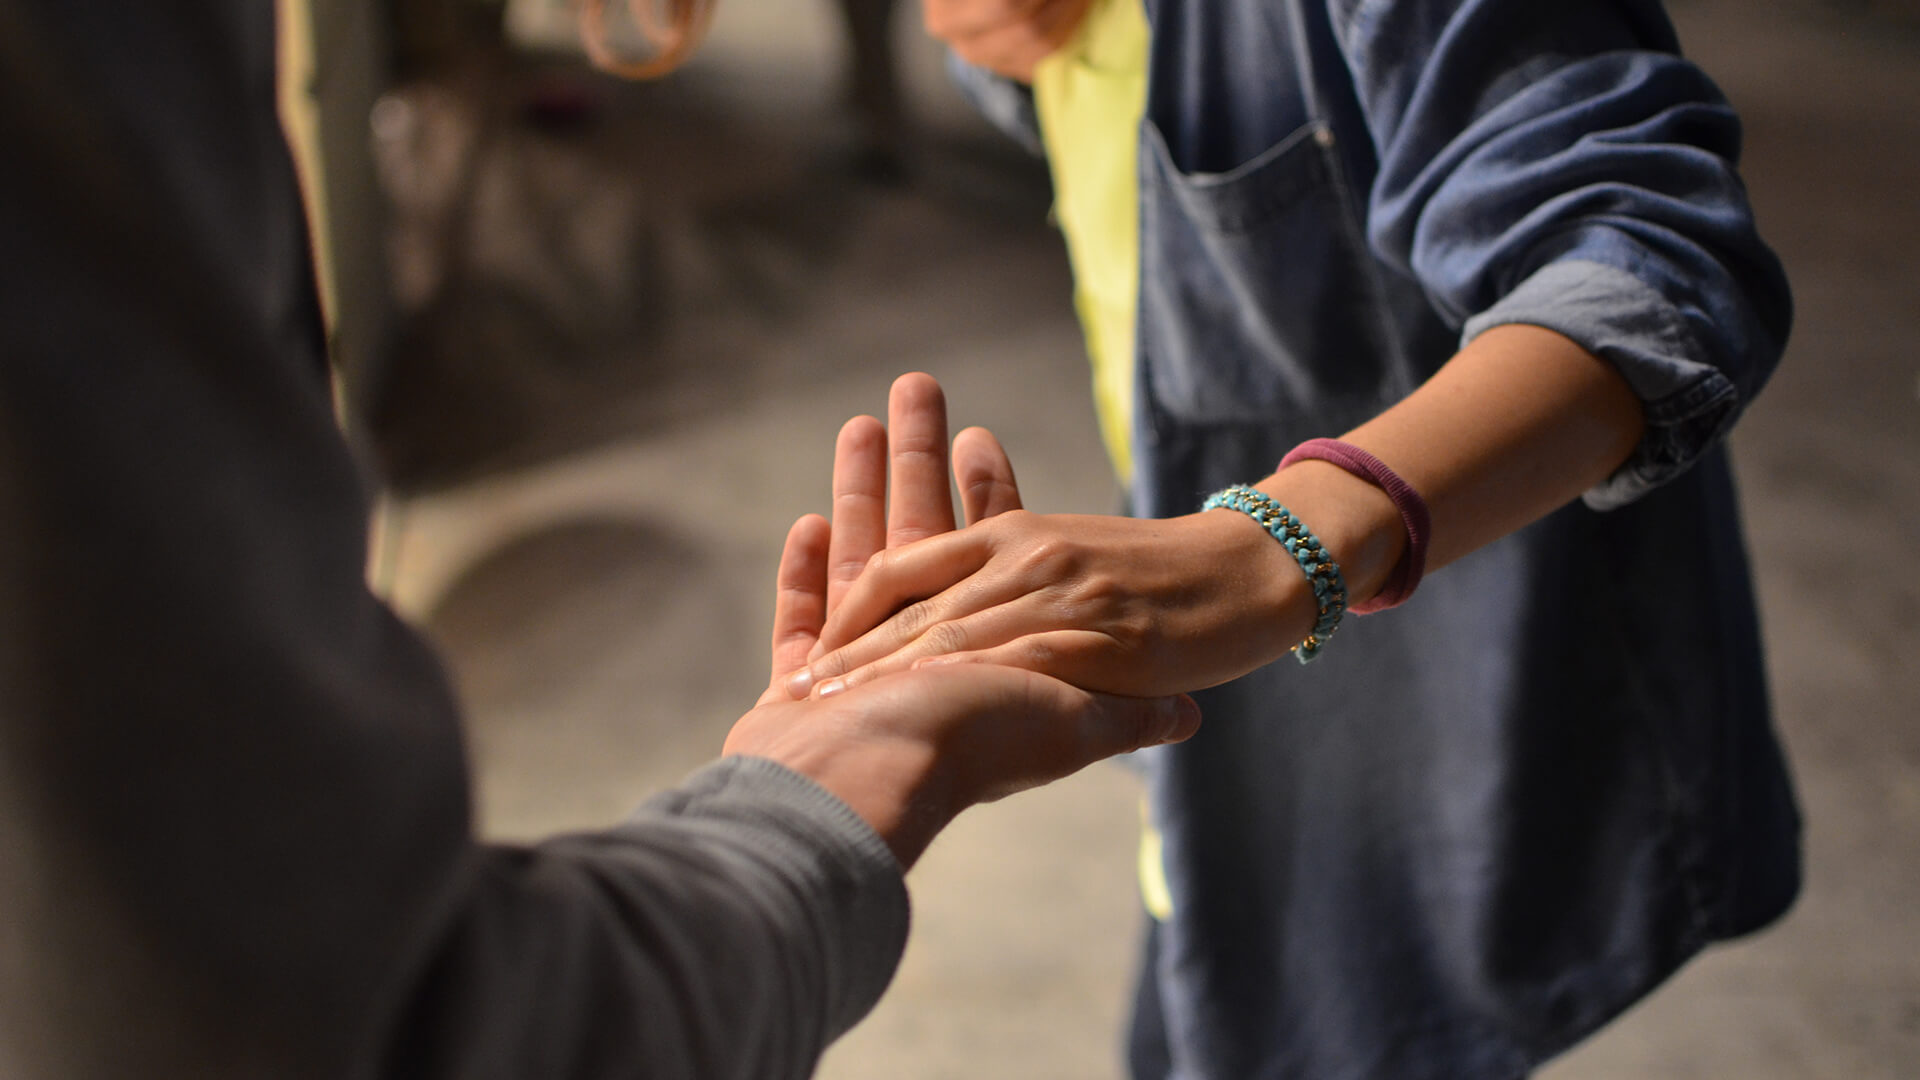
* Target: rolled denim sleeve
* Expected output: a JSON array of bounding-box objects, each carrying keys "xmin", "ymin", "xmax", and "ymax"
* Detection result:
[{"xmin": 1326, "ymin": 0, "xmax": 1792, "ymax": 508}]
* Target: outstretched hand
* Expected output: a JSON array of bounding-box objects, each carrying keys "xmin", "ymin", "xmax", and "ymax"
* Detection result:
[
  {"xmin": 757, "ymin": 372, "xmax": 1022, "ymax": 702},
  {"xmin": 923, "ymin": 0, "xmax": 1095, "ymax": 83},
  {"xmin": 771, "ymin": 374, "xmax": 1373, "ymax": 700},
  {"xmin": 784, "ymin": 506, "xmax": 1316, "ymax": 700},
  {"xmin": 735, "ymin": 373, "xmax": 1199, "ymax": 868}
]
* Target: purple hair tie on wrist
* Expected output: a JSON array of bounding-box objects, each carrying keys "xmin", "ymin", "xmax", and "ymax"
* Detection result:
[{"xmin": 1278, "ymin": 438, "xmax": 1430, "ymax": 614}]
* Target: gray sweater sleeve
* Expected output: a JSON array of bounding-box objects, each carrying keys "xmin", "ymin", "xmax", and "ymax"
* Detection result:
[
  {"xmin": 0, "ymin": 3, "xmax": 906, "ymax": 1078},
  {"xmin": 388, "ymin": 758, "xmax": 910, "ymax": 1080}
]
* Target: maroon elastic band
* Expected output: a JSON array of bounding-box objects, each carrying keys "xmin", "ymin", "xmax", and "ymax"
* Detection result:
[{"xmin": 1278, "ymin": 438, "xmax": 1430, "ymax": 614}]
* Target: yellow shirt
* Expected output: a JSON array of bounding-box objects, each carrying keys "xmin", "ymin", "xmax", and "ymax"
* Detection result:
[
  {"xmin": 1034, "ymin": 0, "xmax": 1173, "ymax": 921},
  {"xmin": 1032, "ymin": 0, "xmax": 1150, "ymax": 485}
]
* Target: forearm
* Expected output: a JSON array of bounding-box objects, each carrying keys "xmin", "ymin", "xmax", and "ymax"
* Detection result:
[
  {"xmin": 788, "ymin": 327, "xmax": 1649, "ymax": 697},
  {"xmin": 1252, "ymin": 323, "xmax": 1645, "ymax": 627},
  {"xmin": 0, "ymin": 7, "xmax": 909, "ymax": 1074},
  {"xmin": 388, "ymin": 759, "xmax": 909, "ymax": 1080},
  {"xmin": 1328, "ymin": 0, "xmax": 1787, "ymax": 512}
]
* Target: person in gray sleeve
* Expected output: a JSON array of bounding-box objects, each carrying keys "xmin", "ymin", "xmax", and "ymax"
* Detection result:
[{"xmin": 0, "ymin": 5, "xmax": 1199, "ymax": 1079}]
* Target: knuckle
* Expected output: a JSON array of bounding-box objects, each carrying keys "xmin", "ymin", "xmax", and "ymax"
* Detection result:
[
  {"xmin": 960, "ymin": 474, "xmax": 1000, "ymax": 507},
  {"xmin": 1017, "ymin": 534, "xmax": 1070, "ymax": 575},
  {"xmin": 1061, "ymin": 571, "xmax": 1111, "ymax": 608},
  {"xmin": 924, "ymin": 620, "xmax": 970, "ymax": 656},
  {"xmin": 997, "ymin": 508, "xmax": 1037, "ymax": 533},
  {"xmin": 1087, "ymin": 579, "xmax": 1142, "ymax": 630},
  {"xmin": 891, "ymin": 442, "xmax": 945, "ymax": 466},
  {"xmin": 1110, "ymin": 608, "xmax": 1153, "ymax": 650},
  {"xmin": 1126, "ymin": 701, "xmax": 1167, "ymax": 752},
  {"xmin": 1096, "ymin": 697, "xmax": 1146, "ymax": 753},
  {"xmin": 1050, "ymin": 575, "xmax": 1119, "ymax": 627},
  {"xmin": 1020, "ymin": 636, "xmax": 1058, "ymax": 670},
  {"xmin": 773, "ymin": 624, "xmax": 814, "ymax": 650},
  {"xmin": 893, "ymin": 598, "xmax": 939, "ymax": 638}
]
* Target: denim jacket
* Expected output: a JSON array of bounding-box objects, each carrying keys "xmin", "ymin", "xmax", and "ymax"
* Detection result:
[{"xmin": 957, "ymin": 2, "xmax": 1801, "ymax": 1077}]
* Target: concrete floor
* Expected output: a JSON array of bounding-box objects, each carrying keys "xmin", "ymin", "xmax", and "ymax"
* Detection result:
[{"xmin": 367, "ymin": 1, "xmax": 1920, "ymax": 1075}]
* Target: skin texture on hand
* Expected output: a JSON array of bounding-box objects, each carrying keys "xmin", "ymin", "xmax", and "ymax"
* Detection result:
[
  {"xmin": 727, "ymin": 373, "xmax": 1199, "ymax": 868},
  {"xmin": 728, "ymin": 660, "xmax": 1198, "ymax": 869},
  {"xmin": 788, "ymin": 326, "xmax": 1645, "ymax": 701},
  {"xmin": 792, "ymin": 508, "xmax": 1315, "ymax": 699},
  {"xmin": 922, "ymin": 0, "xmax": 1094, "ymax": 82}
]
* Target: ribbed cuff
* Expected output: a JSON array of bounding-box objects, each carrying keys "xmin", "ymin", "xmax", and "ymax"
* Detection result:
[{"xmin": 635, "ymin": 756, "xmax": 911, "ymax": 1041}]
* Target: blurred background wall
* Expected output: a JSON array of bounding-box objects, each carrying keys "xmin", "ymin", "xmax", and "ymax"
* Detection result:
[{"xmin": 279, "ymin": 0, "xmax": 1920, "ymax": 1075}]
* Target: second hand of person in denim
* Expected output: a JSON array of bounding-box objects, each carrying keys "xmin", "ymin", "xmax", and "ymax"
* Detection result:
[{"xmin": 781, "ymin": 1, "xmax": 1803, "ymax": 1077}]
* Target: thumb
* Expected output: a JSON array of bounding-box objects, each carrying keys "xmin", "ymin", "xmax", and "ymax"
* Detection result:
[{"xmin": 1079, "ymin": 692, "xmax": 1202, "ymax": 760}]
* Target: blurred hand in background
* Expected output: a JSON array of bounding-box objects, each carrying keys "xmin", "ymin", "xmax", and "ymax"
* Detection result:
[{"xmin": 922, "ymin": 0, "xmax": 1094, "ymax": 82}]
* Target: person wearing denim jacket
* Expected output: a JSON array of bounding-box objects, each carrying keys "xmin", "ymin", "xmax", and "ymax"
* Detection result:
[{"xmin": 808, "ymin": 0, "xmax": 1807, "ymax": 1076}]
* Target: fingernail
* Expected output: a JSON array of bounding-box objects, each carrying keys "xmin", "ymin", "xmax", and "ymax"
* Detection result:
[
  {"xmin": 816, "ymin": 678, "xmax": 847, "ymax": 699},
  {"xmin": 785, "ymin": 669, "xmax": 814, "ymax": 698}
]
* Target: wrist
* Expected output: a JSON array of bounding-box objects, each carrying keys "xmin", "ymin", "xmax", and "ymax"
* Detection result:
[
  {"xmin": 725, "ymin": 706, "xmax": 951, "ymax": 869},
  {"xmin": 1255, "ymin": 461, "xmax": 1407, "ymax": 612},
  {"xmin": 778, "ymin": 741, "xmax": 949, "ymax": 870},
  {"xmin": 1181, "ymin": 504, "xmax": 1323, "ymax": 668}
]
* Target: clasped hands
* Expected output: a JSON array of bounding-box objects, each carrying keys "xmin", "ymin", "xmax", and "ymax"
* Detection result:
[
  {"xmin": 780, "ymin": 374, "xmax": 1327, "ymax": 702},
  {"xmin": 726, "ymin": 374, "xmax": 1324, "ymax": 868}
]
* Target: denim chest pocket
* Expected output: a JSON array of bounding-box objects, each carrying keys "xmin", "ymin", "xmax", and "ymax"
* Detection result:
[{"xmin": 1137, "ymin": 118, "xmax": 1400, "ymax": 430}]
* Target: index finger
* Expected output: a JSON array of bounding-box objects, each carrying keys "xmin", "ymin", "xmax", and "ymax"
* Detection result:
[{"xmin": 828, "ymin": 415, "xmax": 888, "ymax": 617}]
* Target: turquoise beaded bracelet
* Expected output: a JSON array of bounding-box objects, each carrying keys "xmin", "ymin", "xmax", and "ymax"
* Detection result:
[{"xmin": 1201, "ymin": 485, "xmax": 1348, "ymax": 663}]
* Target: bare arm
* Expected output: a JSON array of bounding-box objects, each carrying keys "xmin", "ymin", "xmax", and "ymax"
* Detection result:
[
  {"xmin": 789, "ymin": 0, "xmax": 1783, "ymax": 700},
  {"xmin": 1241, "ymin": 324, "xmax": 1645, "ymax": 653},
  {"xmin": 789, "ymin": 333, "xmax": 1641, "ymax": 697}
]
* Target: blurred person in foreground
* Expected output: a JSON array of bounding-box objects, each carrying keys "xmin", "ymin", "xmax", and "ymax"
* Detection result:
[
  {"xmin": 783, "ymin": 0, "xmax": 1804, "ymax": 1076},
  {"xmin": 0, "ymin": 5, "xmax": 1197, "ymax": 1078}
]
